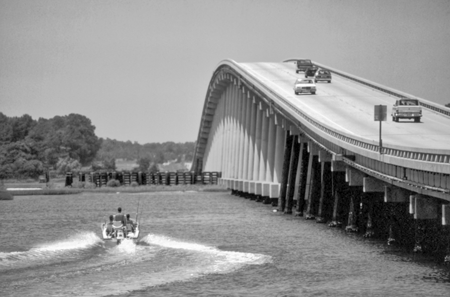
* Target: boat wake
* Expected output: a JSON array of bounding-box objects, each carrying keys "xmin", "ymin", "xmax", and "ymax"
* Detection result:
[
  {"xmin": 1, "ymin": 233, "xmax": 271, "ymax": 297},
  {"xmin": 0, "ymin": 232, "xmax": 103, "ymax": 269},
  {"xmin": 140, "ymin": 234, "xmax": 272, "ymax": 278}
]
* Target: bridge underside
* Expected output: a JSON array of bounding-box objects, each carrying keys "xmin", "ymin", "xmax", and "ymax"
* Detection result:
[{"xmin": 193, "ymin": 61, "xmax": 450, "ymax": 259}]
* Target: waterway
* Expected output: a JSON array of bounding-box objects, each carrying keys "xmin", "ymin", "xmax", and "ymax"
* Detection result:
[{"xmin": 0, "ymin": 191, "xmax": 449, "ymax": 296}]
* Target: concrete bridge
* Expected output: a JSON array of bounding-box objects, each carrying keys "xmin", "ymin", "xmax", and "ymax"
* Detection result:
[{"xmin": 192, "ymin": 60, "xmax": 450, "ymax": 258}]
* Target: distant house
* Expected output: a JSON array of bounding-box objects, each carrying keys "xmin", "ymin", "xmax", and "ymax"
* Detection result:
[{"xmin": 158, "ymin": 162, "xmax": 189, "ymax": 172}]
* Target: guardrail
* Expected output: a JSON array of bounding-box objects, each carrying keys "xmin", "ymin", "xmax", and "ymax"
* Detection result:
[{"xmin": 208, "ymin": 60, "xmax": 450, "ymax": 173}]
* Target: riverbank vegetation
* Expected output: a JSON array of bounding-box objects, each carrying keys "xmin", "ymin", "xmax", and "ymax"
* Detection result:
[{"xmin": 0, "ymin": 112, "xmax": 195, "ymax": 180}]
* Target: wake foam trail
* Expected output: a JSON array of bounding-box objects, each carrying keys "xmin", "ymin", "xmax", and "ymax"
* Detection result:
[
  {"xmin": 33, "ymin": 232, "xmax": 103, "ymax": 252},
  {"xmin": 141, "ymin": 234, "xmax": 271, "ymax": 268},
  {"xmin": 0, "ymin": 232, "xmax": 103, "ymax": 269}
]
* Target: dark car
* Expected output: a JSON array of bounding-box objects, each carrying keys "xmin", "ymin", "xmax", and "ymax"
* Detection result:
[
  {"xmin": 304, "ymin": 66, "xmax": 319, "ymax": 78},
  {"xmin": 295, "ymin": 59, "xmax": 313, "ymax": 73}
]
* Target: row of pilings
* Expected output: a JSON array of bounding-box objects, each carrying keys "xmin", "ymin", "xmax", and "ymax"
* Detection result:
[
  {"xmin": 64, "ymin": 171, "xmax": 221, "ymax": 187},
  {"xmin": 229, "ymin": 133, "xmax": 450, "ymax": 264}
]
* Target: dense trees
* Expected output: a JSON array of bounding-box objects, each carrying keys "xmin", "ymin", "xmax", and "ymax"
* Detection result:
[
  {"xmin": 446, "ymin": 103, "xmax": 450, "ymax": 108},
  {"xmin": 0, "ymin": 112, "xmax": 195, "ymax": 178},
  {"xmin": 0, "ymin": 113, "xmax": 102, "ymax": 179},
  {"xmin": 96, "ymin": 138, "xmax": 195, "ymax": 165}
]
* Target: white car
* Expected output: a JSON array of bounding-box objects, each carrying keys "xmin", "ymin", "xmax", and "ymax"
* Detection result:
[{"xmin": 293, "ymin": 78, "xmax": 316, "ymax": 95}]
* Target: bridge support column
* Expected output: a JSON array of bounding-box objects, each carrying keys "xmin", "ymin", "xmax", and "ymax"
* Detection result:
[
  {"xmin": 345, "ymin": 188, "xmax": 361, "ymax": 232},
  {"xmin": 328, "ymin": 160, "xmax": 346, "ymax": 227},
  {"xmin": 295, "ymin": 142, "xmax": 308, "ymax": 216},
  {"xmin": 260, "ymin": 108, "xmax": 271, "ymax": 203},
  {"xmin": 442, "ymin": 205, "xmax": 450, "ymax": 264},
  {"xmin": 383, "ymin": 186, "xmax": 410, "ymax": 245},
  {"xmin": 305, "ymin": 143, "xmax": 320, "ymax": 220},
  {"xmin": 246, "ymin": 96, "xmax": 257, "ymax": 191},
  {"xmin": 362, "ymin": 177, "xmax": 386, "ymax": 238},
  {"xmin": 285, "ymin": 134, "xmax": 301, "ymax": 214},
  {"xmin": 411, "ymin": 195, "xmax": 439, "ymax": 253},
  {"xmin": 278, "ymin": 132, "xmax": 293, "ymax": 212},
  {"xmin": 270, "ymin": 116, "xmax": 285, "ymax": 206},
  {"xmin": 345, "ymin": 167, "xmax": 364, "ymax": 232},
  {"xmin": 316, "ymin": 151, "xmax": 332, "ymax": 223}
]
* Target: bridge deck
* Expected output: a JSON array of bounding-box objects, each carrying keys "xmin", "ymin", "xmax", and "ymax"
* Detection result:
[{"xmin": 239, "ymin": 62, "xmax": 450, "ymax": 152}]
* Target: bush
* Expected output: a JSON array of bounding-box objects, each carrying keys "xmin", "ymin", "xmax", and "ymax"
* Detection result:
[
  {"xmin": 71, "ymin": 181, "xmax": 85, "ymax": 188},
  {"xmin": 130, "ymin": 181, "xmax": 139, "ymax": 187},
  {"xmin": 107, "ymin": 179, "xmax": 121, "ymax": 187},
  {"xmin": 84, "ymin": 182, "xmax": 97, "ymax": 189}
]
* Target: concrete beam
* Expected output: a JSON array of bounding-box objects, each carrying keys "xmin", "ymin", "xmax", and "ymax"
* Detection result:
[
  {"xmin": 270, "ymin": 183, "xmax": 280, "ymax": 198},
  {"xmin": 319, "ymin": 150, "xmax": 332, "ymax": 163},
  {"xmin": 298, "ymin": 135, "xmax": 307, "ymax": 143},
  {"xmin": 384, "ymin": 186, "xmax": 409, "ymax": 203},
  {"xmin": 289, "ymin": 124, "xmax": 301, "ymax": 135},
  {"xmin": 331, "ymin": 161, "xmax": 346, "ymax": 172},
  {"xmin": 333, "ymin": 154, "xmax": 343, "ymax": 161},
  {"xmin": 207, "ymin": 101, "xmax": 217, "ymax": 109},
  {"xmin": 363, "ymin": 177, "xmax": 386, "ymax": 192},
  {"xmin": 204, "ymin": 107, "xmax": 215, "ymax": 115},
  {"xmin": 248, "ymin": 181, "xmax": 256, "ymax": 194},
  {"xmin": 262, "ymin": 183, "xmax": 271, "ymax": 197},
  {"xmin": 256, "ymin": 182, "xmax": 263, "ymax": 195},
  {"xmin": 410, "ymin": 195, "xmax": 438, "ymax": 219},
  {"xmin": 346, "ymin": 167, "xmax": 364, "ymax": 186},
  {"xmin": 442, "ymin": 205, "xmax": 450, "ymax": 225},
  {"xmin": 202, "ymin": 114, "xmax": 214, "ymax": 121},
  {"xmin": 307, "ymin": 142, "xmax": 319, "ymax": 156}
]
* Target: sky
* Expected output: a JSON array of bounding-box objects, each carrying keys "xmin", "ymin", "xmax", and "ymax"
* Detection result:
[{"xmin": 1, "ymin": 0, "xmax": 450, "ymax": 144}]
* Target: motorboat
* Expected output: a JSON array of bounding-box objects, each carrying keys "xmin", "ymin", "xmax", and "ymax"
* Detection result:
[{"xmin": 101, "ymin": 220, "xmax": 140, "ymax": 245}]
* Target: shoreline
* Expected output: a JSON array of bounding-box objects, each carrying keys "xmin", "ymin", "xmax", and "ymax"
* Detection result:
[{"xmin": 2, "ymin": 184, "xmax": 229, "ymax": 196}]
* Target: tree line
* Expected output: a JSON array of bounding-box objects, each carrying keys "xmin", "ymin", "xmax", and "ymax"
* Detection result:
[
  {"xmin": 95, "ymin": 138, "xmax": 195, "ymax": 172},
  {"xmin": 0, "ymin": 112, "xmax": 102, "ymax": 179},
  {"xmin": 0, "ymin": 112, "xmax": 195, "ymax": 179}
]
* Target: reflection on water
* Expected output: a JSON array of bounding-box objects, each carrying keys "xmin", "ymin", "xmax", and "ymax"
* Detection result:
[{"xmin": 0, "ymin": 192, "xmax": 449, "ymax": 297}]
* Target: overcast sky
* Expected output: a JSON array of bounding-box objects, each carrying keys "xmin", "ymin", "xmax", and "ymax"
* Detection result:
[{"xmin": 1, "ymin": 0, "xmax": 449, "ymax": 144}]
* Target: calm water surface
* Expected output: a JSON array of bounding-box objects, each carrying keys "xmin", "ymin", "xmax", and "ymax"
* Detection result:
[{"xmin": 0, "ymin": 191, "xmax": 449, "ymax": 297}]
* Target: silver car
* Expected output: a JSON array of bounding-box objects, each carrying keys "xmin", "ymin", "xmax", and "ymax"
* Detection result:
[{"xmin": 293, "ymin": 78, "xmax": 316, "ymax": 95}]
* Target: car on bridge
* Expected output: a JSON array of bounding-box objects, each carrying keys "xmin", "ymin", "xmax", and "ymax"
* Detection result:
[
  {"xmin": 314, "ymin": 69, "xmax": 332, "ymax": 83},
  {"xmin": 293, "ymin": 78, "xmax": 316, "ymax": 95},
  {"xmin": 304, "ymin": 66, "xmax": 319, "ymax": 78},
  {"xmin": 295, "ymin": 59, "xmax": 313, "ymax": 73},
  {"xmin": 391, "ymin": 98, "xmax": 422, "ymax": 122}
]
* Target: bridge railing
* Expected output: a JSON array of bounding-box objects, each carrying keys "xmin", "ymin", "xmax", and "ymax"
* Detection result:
[{"xmin": 213, "ymin": 60, "xmax": 450, "ymax": 174}]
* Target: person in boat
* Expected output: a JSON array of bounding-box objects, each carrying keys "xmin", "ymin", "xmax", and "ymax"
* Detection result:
[
  {"xmin": 105, "ymin": 215, "xmax": 114, "ymax": 237},
  {"xmin": 113, "ymin": 207, "xmax": 127, "ymax": 228},
  {"xmin": 126, "ymin": 213, "xmax": 136, "ymax": 234}
]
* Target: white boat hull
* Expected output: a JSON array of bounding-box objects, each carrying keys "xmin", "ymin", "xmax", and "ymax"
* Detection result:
[{"xmin": 101, "ymin": 223, "xmax": 140, "ymax": 245}]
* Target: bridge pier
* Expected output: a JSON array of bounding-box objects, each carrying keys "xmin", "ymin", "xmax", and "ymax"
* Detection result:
[
  {"xmin": 345, "ymin": 188, "xmax": 361, "ymax": 232},
  {"xmin": 362, "ymin": 177, "xmax": 386, "ymax": 237},
  {"xmin": 285, "ymin": 134, "xmax": 301, "ymax": 214},
  {"xmin": 305, "ymin": 143, "xmax": 320, "ymax": 220},
  {"xmin": 295, "ymin": 142, "xmax": 308, "ymax": 216},
  {"xmin": 443, "ymin": 205, "xmax": 450, "ymax": 263},
  {"xmin": 411, "ymin": 195, "xmax": 439, "ymax": 253},
  {"xmin": 278, "ymin": 132, "xmax": 293, "ymax": 212},
  {"xmin": 328, "ymin": 160, "xmax": 346, "ymax": 227},
  {"xmin": 316, "ymin": 151, "xmax": 332, "ymax": 223}
]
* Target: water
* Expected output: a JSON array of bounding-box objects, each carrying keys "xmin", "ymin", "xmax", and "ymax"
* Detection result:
[{"xmin": 1, "ymin": 191, "xmax": 449, "ymax": 297}]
